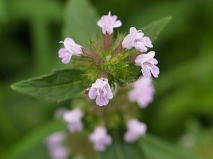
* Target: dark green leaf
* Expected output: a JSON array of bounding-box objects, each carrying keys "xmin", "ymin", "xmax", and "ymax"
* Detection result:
[
  {"xmin": 140, "ymin": 135, "xmax": 200, "ymax": 159},
  {"xmin": 1, "ymin": 120, "xmax": 66, "ymax": 159},
  {"xmin": 63, "ymin": 0, "xmax": 100, "ymax": 45},
  {"xmin": 11, "ymin": 68, "xmax": 87, "ymax": 102},
  {"xmin": 100, "ymin": 139, "xmax": 146, "ymax": 159},
  {"xmin": 142, "ymin": 16, "xmax": 172, "ymax": 41}
]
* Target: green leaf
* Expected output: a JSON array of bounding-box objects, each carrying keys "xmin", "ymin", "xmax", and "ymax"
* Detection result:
[
  {"xmin": 1, "ymin": 120, "xmax": 66, "ymax": 159},
  {"xmin": 11, "ymin": 68, "xmax": 87, "ymax": 102},
  {"xmin": 63, "ymin": 0, "xmax": 100, "ymax": 45},
  {"xmin": 142, "ymin": 16, "xmax": 172, "ymax": 41},
  {"xmin": 100, "ymin": 139, "xmax": 146, "ymax": 159},
  {"xmin": 140, "ymin": 135, "xmax": 200, "ymax": 159}
]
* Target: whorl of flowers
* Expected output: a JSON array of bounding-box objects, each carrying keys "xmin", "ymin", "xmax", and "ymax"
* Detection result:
[
  {"xmin": 56, "ymin": 11, "xmax": 161, "ymax": 152},
  {"xmin": 58, "ymin": 11, "xmax": 159, "ymax": 107}
]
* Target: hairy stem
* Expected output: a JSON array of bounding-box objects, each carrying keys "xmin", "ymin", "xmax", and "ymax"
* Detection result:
[{"xmin": 103, "ymin": 34, "xmax": 112, "ymax": 51}]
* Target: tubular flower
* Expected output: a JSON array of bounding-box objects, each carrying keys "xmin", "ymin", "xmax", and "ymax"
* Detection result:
[
  {"xmin": 97, "ymin": 11, "xmax": 122, "ymax": 35},
  {"xmin": 89, "ymin": 126, "xmax": 112, "ymax": 151},
  {"xmin": 88, "ymin": 78, "xmax": 113, "ymax": 106},
  {"xmin": 58, "ymin": 38, "xmax": 83, "ymax": 64},
  {"xmin": 122, "ymin": 27, "xmax": 153, "ymax": 52},
  {"xmin": 129, "ymin": 77, "xmax": 154, "ymax": 107},
  {"xmin": 46, "ymin": 132, "xmax": 69, "ymax": 159},
  {"xmin": 135, "ymin": 51, "xmax": 160, "ymax": 78},
  {"xmin": 63, "ymin": 109, "xmax": 84, "ymax": 132},
  {"xmin": 124, "ymin": 119, "xmax": 147, "ymax": 143}
]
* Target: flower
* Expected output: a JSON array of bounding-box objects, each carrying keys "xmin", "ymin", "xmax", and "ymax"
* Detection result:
[
  {"xmin": 135, "ymin": 51, "xmax": 160, "ymax": 78},
  {"xmin": 88, "ymin": 78, "xmax": 113, "ymax": 106},
  {"xmin": 58, "ymin": 38, "xmax": 83, "ymax": 64},
  {"xmin": 129, "ymin": 77, "xmax": 154, "ymax": 107},
  {"xmin": 124, "ymin": 119, "xmax": 147, "ymax": 143},
  {"xmin": 46, "ymin": 132, "xmax": 69, "ymax": 159},
  {"xmin": 89, "ymin": 126, "xmax": 112, "ymax": 151},
  {"xmin": 97, "ymin": 11, "xmax": 122, "ymax": 35},
  {"xmin": 63, "ymin": 109, "xmax": 84, "ymax": 132},
  {"xmin": 48, "ymin": 146, "xmax": 69, "ymax": 159},
  {"xmin": 46, "ymin": 132, "xmax": 65, "ymax": 145},
  {"xmin": 122, "ymin": 27, "xmax": 153, "ymax": 52}
]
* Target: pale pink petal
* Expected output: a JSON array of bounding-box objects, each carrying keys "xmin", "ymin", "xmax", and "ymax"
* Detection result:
[
  {"xmin": 88, "ymin": 78, "xmax": 113, "ymax": 106},
  {"xmin": 88, "ymin": 88, "xmax": 97, "ymax": 99},
  {"xmin": 97, "ymin": 12, "xmax": 122, "ymax": 34},
  {"xmin": 96, "ymin": 96, "xmax": 109, "ymax": 106},
  {"xmin": 114, "ymin": 20, "xmax": 122, "ymax": 27},
  {"xmin": 122, "ymin": 27, "xmax": 152, "ymax": 52},
  {"xmin": 61, "ymin": 55, "xmax": 71, "ymax": 64},
  {"xmin": 106, "ymin": 84, "xmax": 113, "ymax": 99},
  {"xmin": 58, "ymin": 48, "xmax": 68, "ymax": 58},
  {"xmin": 128, "ymin": 77, "xmax": 154, "ymax": 107},
  {"xmin": 63, "ymin": 109, "xmax": 84, "ymax": 132},
  {"xmin": 134, "ymin": 42, "xmax": 147, "ymax": 52},
  {"xmin": 89, "ymin": 126, "xmax": 112, "ymax": 152},
  {"xmin": 151, "ymin": 65, "xmax": 160, "ymax": 78},
  {"xmin": 64, "ymin": 38, "xmax": 75, "ymax": 50},
  {"xmin": 142, "ymin": 37, "xmax": 153, "ymax": 48},
  {"xmin": 130, "ymin": 27, "xmax": 137, "ymax": 34},
  {"xmin": 124, "ymin": 119, "xmax": 147, "ymax": 143}
]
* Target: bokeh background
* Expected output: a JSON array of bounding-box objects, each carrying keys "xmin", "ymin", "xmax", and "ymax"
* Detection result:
[{"xmin": 0, "ymin": 0, "xmax": 213, "ymax": 158}]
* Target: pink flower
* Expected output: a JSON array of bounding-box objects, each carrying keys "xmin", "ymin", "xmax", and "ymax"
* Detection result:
[
  {"xmin": 129, "ymin": 77, "xmax": 154, "ymax": 107},
  {"xmin": 97, "ymin": 11, "xmax": 122, "ymax": 35},
  {"xmin": 122, "ymin": 27, "xmax": 153, "ymax": 52},
  {"xmin": 88, "ymin": 78, "xmax": 113, "ymax": 106},
  {"xmin": 89, "ymin": 126, "xmax": 112, "ymax": 151},
  {"xmin": 124, "ymin": 119, "xmax": 147, "ymax": 143},
  {"xmin": 46, "ymin": 132, "xmax": 69, "ymax": 159},
  {"xmin": 49, "ymin": 146, "xmax": 69, "ymax": 159},
  {"xmin": 63, "ymin": 109, "xmax": 83, "ymax": 132},
  {"xmin": 58, "ymin": 38, "xmax": 83, "ymax": 64},
  {"xmin": 135, "ymin": 51, "xmax": 160, "ymax": 78},
  {"xmin": 46, "ymin": 132, "xmax": 65, "ymax": 145}
]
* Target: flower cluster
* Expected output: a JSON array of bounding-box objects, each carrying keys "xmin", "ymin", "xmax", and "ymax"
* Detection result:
[
  {"xmin": 62, "ymin": 108, "xmax": 147, "ymax": 152},
  {"xmin": 55, "ymin": 11, "xmax": 161, "ymax": 153},
  {"xmin": 58, "ymin": 11, "xmax": 159, "ymax": 107}
]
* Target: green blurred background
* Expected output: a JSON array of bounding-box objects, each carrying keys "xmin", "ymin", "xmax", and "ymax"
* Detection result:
[{"xmin": 0, "ymin": 0, "xmax": 213, "ymax": 158}]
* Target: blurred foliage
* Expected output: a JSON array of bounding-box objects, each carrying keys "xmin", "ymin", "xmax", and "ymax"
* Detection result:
[{"xmin": 0, "ymin": 0, "xmax": 213, "ymax": 159}]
